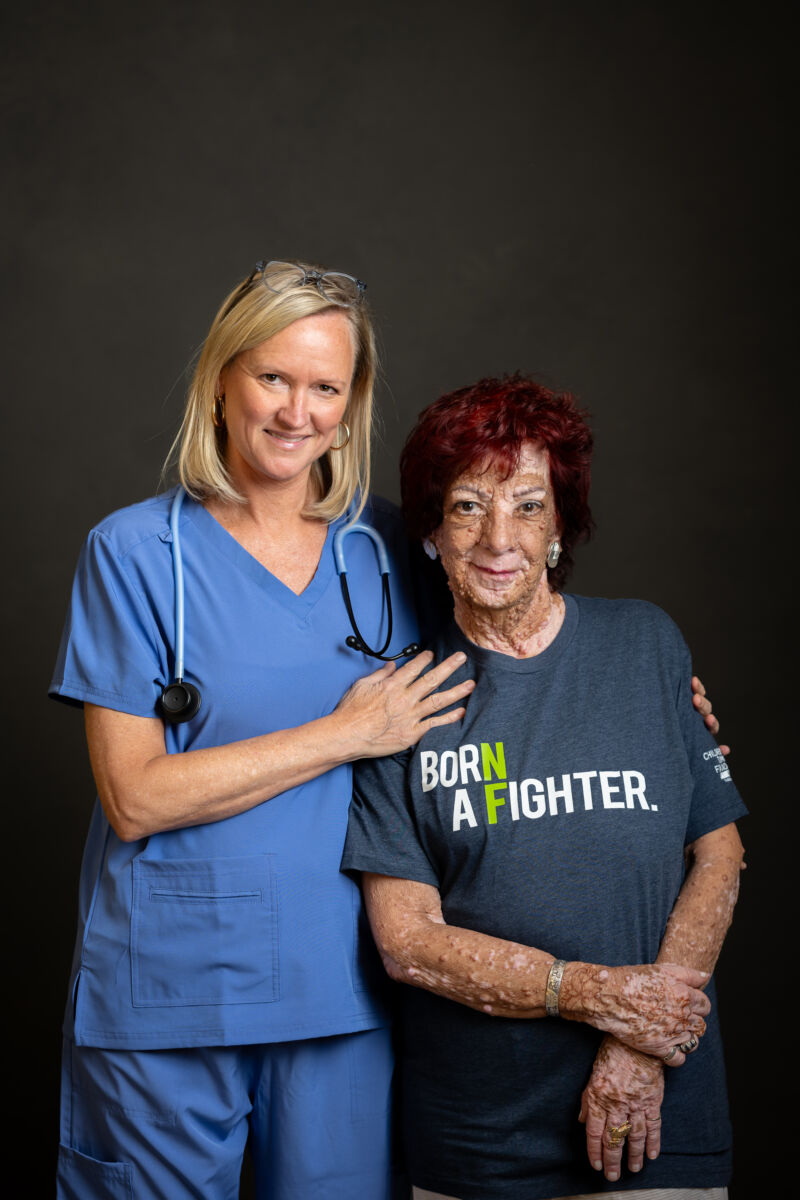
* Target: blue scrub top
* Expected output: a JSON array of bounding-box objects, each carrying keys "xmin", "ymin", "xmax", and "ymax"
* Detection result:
[{"xmin": 50, "ymin": 489, "xmax": 419, "ymax": 1050}]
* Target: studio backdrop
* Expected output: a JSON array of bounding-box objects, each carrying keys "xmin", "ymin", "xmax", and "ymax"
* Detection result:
[{"xmin": 3, "ymin": 2, "xmax": 791, "ymax": 1194}]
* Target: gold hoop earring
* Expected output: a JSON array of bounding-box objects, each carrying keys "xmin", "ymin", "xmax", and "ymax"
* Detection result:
[
  {"xmin": 330, "ymin": 421, "xmax": 351, "ymax": 451},
  {"xmin": 212, "ymin": 394, "xmax": 226, "ymax": 429}
]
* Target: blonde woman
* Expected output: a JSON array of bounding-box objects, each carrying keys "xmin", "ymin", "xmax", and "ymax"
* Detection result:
[{"xmin": 51, "ymin": 261, "xmax": 473, "ymax": 1200}]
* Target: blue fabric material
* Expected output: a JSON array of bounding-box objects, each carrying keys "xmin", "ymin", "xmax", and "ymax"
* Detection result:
[
  {"xmin": 57, "ymin": 1029, "xmax": 397, "ymax": 1200},
  {"xmin": 342, "ymin": 596, "xmax": 747, "ymax": 1199},
  {"xmin": 50, "ymin": 489, "xmax": 418, "ymax": 1049}
]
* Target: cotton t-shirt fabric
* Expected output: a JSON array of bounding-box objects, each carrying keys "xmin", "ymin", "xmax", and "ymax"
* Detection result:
[
  {"xmin": 50, "ymin": 489, "xmax": 419, "ymax": 1050},
  {"xmin": 342, "ymin": 595, "xmax": 747, "ymax": 1200}
]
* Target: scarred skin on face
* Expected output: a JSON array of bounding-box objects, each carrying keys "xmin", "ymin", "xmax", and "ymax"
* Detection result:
[{"xmin": 431, "ymin": 443, "xmax": 565, "ymax": 658}]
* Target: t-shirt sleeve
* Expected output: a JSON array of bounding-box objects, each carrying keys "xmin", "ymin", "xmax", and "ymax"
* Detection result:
[
  {"xmin": 342, "ymin": 749, "xmax": 441, "ymax": 888},
  {"xmin": 49, "ymin": 529, "xmax": 165, "ymax": 717},
  {"xmin": 674, "ymin": 632, "xmax": 748, "ymax": 844}
]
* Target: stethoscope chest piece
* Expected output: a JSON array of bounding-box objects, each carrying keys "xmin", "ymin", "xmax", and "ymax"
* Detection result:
[{"xmin": 160, "ymin": 680, "xmax": 202, "ymax": 724}]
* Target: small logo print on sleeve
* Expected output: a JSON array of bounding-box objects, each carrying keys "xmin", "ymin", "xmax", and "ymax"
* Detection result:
[{"xmin": 702, "ymin": 746, "xmax": 731, "ymax": 782}]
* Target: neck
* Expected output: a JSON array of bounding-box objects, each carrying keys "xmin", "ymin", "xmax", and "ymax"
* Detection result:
[
  {"xmin": 209, "ymin": 462, "xmax": 319, "ymax": 534},
  {"xmin": 453, "ymin": 575, "xmax": 565, "ymax": 659}
]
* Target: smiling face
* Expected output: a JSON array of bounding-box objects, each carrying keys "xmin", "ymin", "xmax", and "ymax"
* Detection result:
[
  {"xmin": 432, "ymin": 441, "xmax": 561, "ymax": 621},
  {"xmin": 218, "ymin": 308, "xmax": 355, "ymax": 494}
]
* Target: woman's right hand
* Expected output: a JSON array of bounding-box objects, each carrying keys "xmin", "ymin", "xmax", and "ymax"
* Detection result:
[
  {"xmin": 561, "ymin": 962, "xmax": 710, "ymax": 1063},
  {"xmin": 332, "ymin": 650, "xmax": 475, "ymax": 758}
]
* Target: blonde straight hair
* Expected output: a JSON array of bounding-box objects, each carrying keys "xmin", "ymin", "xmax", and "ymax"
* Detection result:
[{"xmin": 166, "ymin": 264, "xmax": 376, "ymax": 522}]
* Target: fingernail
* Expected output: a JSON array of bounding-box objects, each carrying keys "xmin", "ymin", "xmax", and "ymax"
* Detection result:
[
  {"xmin": 607, "ymin": 1172, "xmax": 619, "ymax": 1182},
  {"xmin": 593, "ymin": 1160, "xmax": 602, "ymax": 1171},
  {"xmin": 631, "ymin": 1164, "xmax": 641, "ymax": 1172},
  {"xmin": 648, "ymin": 1150, "xmax": 658, "ymax": 1159}
]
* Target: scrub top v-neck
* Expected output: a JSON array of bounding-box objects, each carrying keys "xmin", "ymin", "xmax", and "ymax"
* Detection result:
[
  {"xmin": 50, "ymin": 488, "xmax": 419, "ymax": 1050},
  {"xmin": 191, "ymin": 500, "xmax": 339, "ymax": 620}
]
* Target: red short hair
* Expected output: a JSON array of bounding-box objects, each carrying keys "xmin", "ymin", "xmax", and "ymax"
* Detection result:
[{"xmin": 400, "ymin": 374, "xmax": 594, "ymax": 588}]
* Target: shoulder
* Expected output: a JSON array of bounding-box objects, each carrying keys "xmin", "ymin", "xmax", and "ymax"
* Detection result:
[
  {"xmin": 569, "ymin": 594, "xmax": 687, "ymax": 657},
  {"xmin": 360, "ymin": 493, "xmax": 404, "ymax": 533},
  {"xmin": 89, "ymin": 491, "xmax": 175, "ymax": 562}
]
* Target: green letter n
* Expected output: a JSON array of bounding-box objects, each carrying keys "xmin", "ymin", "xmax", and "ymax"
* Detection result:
[{"xmin": 481, "ymin": 741, "xmax": 506, "ymax": 781}]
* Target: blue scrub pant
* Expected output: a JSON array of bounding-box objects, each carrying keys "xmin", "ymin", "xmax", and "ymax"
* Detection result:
[{"xmin": 57, "ymin": 1027, "xmax": 401, "ymax": 1199}]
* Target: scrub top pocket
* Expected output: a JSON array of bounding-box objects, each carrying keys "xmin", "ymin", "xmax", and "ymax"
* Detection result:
[{"xmin": 131, "ymin": 855, "xmax": 278, "ymax": 1007}]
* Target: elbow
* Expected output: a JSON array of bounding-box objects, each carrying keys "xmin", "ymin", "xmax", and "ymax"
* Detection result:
[
  {"xmin": 377, "ymin": 947, "xmax": 410, "ymax": 984},
  {"xmin": 98, "ymin": 786, "xmax": 150, "ymax": 843},
  {"xmin": 371, "ymin": 924, "xmax": 423, "ymax": 987},
  {"xmin": 693, "ymin": 826, "xmax": 746, "ymax": 875}
]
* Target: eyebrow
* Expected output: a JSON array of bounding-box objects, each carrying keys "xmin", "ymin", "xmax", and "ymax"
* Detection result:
[
  {"xmin": 246, "ymin": 360, "xmax": 350, "ymax": 387},
  {"xmin": 449, "ymin": 483, "xmax": 548, "ymax": 498}
]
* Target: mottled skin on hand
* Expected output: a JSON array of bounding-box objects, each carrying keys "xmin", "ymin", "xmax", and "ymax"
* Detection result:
[
  {"xmin": 581, "ymin": 822, "xmax": 745, "ymax": 1180},
  {"xmin": 558, "ymin": 960, "xmax": 708, "ymax": 1056},
  {"xmin": 580, "ymin": 1035, "xmax": 664, "ymax": 1181}
]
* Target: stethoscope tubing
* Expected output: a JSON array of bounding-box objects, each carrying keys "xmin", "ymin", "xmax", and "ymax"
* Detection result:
[
  {"xmin": 333, "ymin": 521, "xmax": 420, "ymax": 662},
  {"xmin": 161, "ymin": 492, "xmax": 419, "ymax": 721},
  {"xmin": 169, "ymin": 486, "xmax": 187, "ymax": 683}
]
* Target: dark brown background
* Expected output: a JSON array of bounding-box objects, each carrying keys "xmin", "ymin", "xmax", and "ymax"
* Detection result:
[{"xmin": 3, "ymin": 2, "xmax": 792, "ymax": 1194}]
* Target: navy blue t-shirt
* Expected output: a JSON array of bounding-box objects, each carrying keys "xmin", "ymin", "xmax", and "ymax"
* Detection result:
[{"xmin": 342, "ymin": 595, "xmax": 747, "ymax": 1199}]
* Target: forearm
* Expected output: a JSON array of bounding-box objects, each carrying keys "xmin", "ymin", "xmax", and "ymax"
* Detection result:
[
  {"xmin": 656, "ymin": 824, "xmax": 744, "ymax": 976},
  {"xmin": 363, "ymin": 874, "xmax": 710, "ymax": 1052},
  {"xmin": 88, "ymin": 707, "xmax": 357, "ymax": 841},
  {"xmin": 371, "ymin": 912, "xmax": 555, "ymax": 1016},
  {"xmin": 375, "ymin": 922, "xmax": 674, "ymax": 1030},
  {"xmin": 87, "ymin": 649, "xmax": 476, "ymax": 841}
]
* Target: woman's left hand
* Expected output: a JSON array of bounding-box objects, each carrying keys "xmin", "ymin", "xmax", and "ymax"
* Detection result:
[
  {"xmin": 691, "ymin": 675, "xmax": 729, "ymax": 755},
  {"xmin": 579, "ymin": 1034, "xmax": 664, "ymax": 1183}
]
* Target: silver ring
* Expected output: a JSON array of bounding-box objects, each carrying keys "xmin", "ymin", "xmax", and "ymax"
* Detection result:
[
  {"xmin": 663, "ymin": 1046, "xmax": 679, "ymax": 1061},
  {"xmin": 679, "ymin": 1037, "xmax": 699, "ymax": 1054}
]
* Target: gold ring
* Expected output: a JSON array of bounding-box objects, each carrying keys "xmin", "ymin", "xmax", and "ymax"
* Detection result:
[
  {"xmin": 663, "ymin": 1046, "xmax": 679, "ymax": 1061},
  {"xmin": 607, "ymin": 1121, "xmax": 632, "ymax": 1146}
]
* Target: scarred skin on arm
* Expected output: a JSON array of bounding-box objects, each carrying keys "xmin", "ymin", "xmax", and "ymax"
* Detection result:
[
  {"xmin": 580, "ymin": 821, "xmax": 745, "ymax": 1181},
  {"xmin": 361, "ymin": 874, "xmax": 709, "ymax": 1058},
  {"xmin": 658, "ymin": 822, "xmax": 745, "ymax": 976}
]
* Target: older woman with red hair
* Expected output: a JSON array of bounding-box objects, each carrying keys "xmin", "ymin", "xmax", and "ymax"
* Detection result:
[{"xmin": 343, "ymin": 375, "xmax": 745, "ymax": 1200}]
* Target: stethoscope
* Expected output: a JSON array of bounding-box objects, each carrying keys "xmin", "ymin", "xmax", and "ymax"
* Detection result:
[
  {"xmin": 160, "ymin": 489, "xmax": 420, "ymax": 724},
  {"xmin": 332, "ymin": 522, "xmax": 420, "ymax": 663}
]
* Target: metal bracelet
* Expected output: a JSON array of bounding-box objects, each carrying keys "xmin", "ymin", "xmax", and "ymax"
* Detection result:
[{"xmin": 545, "ymin": 958, "xmax": 567, "ymax": 1017}]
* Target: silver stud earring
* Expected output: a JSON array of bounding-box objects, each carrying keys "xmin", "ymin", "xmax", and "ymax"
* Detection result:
[
  {"xmin": 422, "ymin": 538, "xmax": 437, "ymax": 560},
  {"xmin": 546, "ymin": 540, "xmax": 561, "ymax": 568}
]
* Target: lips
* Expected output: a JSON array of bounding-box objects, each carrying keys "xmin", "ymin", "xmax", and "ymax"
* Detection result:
[
  {"xmin": 474, "ymin": 563, "xmax": 522, "ymax": 577},
  {"xmin": 264, "ymin": 430, "xmax": 312, "ymax": 447}
]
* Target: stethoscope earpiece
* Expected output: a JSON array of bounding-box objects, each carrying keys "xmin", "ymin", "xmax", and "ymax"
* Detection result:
[{"xmin": 160, "ymin": 681, "xmax": 202, "ymax": 724}]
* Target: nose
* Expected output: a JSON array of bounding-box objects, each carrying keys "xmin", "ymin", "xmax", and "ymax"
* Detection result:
[
  {"xmin": 276, "ymin": 387, "xmax": 309, "ymax": 429},
  {"xmin": 481, "ymin": 508, "xmax": 515, "ymax": 554}
]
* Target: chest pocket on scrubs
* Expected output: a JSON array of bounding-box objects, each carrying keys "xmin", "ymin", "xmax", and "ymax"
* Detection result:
[{"xmin": 131, "ymin": 855, "xmax": 279, "ymax": 1007}]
